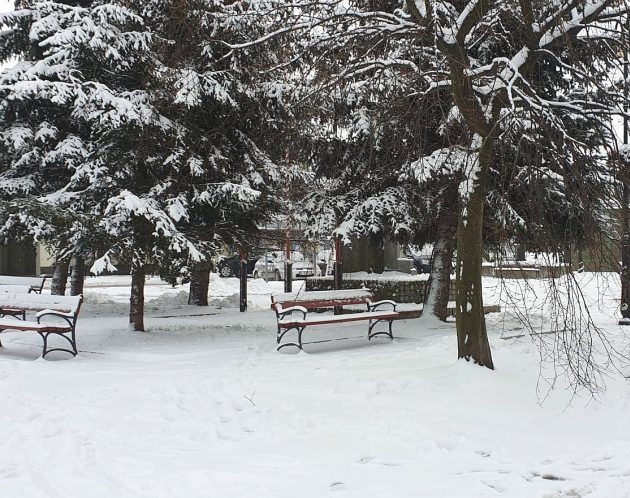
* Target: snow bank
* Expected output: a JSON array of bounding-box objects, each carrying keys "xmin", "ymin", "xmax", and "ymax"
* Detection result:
[{"xmin": 0, "ymin": 273, "xmax": 629, "ymax": 497}]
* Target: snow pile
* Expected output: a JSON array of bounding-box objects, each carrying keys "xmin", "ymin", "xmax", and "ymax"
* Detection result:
[
  {"xmin": 247, "ymin": 276, "xmax": 275, "ymax": 295},
  {"xmin": 208, "ymin": 272, "xmax": 240, "ymax": 297},
  {"xmin": 82, "ymin": 291, "xmax": 122, "ymax": 306},
  {"xmin": 146, "ymin": 290, "xmax": 190, "ymax": 307}
]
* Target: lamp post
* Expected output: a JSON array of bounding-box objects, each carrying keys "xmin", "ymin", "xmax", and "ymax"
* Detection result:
[{"xmin": 620, "ymin": 13, "xmax": 630, "ymax": 325}]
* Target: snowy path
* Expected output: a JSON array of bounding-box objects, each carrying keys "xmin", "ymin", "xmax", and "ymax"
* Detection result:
[{"xmin": 1, "ymin": 274, "xmax": 630, "ymax": 497}]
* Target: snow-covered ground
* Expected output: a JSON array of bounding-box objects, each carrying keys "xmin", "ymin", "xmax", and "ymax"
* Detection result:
[{"xmin": 1, "ymin": 273, "xmax": 630, "ymax": 497}]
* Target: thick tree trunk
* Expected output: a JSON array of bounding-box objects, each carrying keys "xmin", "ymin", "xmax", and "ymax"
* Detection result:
[
  {"xmin": 130, "ymin": 269, "xmax": 145, "ymax": 331},
  {"xmin": 455, "ymin": 141, "xmax": 494, "ymax": 369},
  {"xmin": 424, "ymin": 212, "xmax": 457, "ymax": 322},
  {"xmin": 70, "ymin": 258, "xmax": 85, "ymax": 296},
  {"xmin": 188, "ymin": 267, "xmax": 210, "ymax": 306},
  {"xmin": 51, "ymin": 259, "xmax": 70, "ymax": 295}
]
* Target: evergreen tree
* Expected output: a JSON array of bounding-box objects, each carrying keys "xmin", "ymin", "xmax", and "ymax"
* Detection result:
[{"xmin": 0, "ymin": 0, "xmax": 294, "ymax": 328}]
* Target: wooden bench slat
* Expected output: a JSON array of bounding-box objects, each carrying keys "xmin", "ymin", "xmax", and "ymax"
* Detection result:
[
  {"xmin": 272, "ymin": 288, "xmax": 372, "ymax": 304},
  {"xmin": 279, "ymin": 310, "xmax": 400, "ymax": 328},
  {"xmin": 274, "ymin": 297, "xmax": 370, "ymax": 309},
  {"xmin": 0, "ymin": 318, "xmax": 71, "ymax": 332}
]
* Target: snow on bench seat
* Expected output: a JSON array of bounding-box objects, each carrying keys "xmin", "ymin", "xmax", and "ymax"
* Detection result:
[
  {"xmin": 0, "ymin": 285, "xmax": 32, "ymax": 294},
  {"xmin": 271, "ymin": 288, "xmax": 375, "ymax": 310},
  {"xmin": 0, "ymin": 293, "xmax": 82, "ymax": 314}
]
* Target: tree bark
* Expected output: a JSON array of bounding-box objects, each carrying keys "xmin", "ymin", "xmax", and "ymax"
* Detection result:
[
  {"xmin": 70, "ymin": 258, "xmax": 85, "ymax": 296},
  {"xmin": 424, "ymin": 210, "xmax": 457, "ymax": 322},
  {"xmin": 51, "ymin": 259, "xmax": 70, "ymax": 295},
  {"xmin": 188, "ymin": 266, "xmax": 210, "ymax": 306},
  {"xmin": 455, "ymin": 140, "xmax": 494, "ymax": 369},
  {"xmin": 130, "ymin": 268, "xmax": 145, "ymax": 331}
]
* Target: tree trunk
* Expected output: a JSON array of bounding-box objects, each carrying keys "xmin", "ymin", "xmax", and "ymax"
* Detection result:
[
  {"xmin": 130, "ymin": 269, "xmax": 145, "ymax": 331},
  {"xmin": 188, "ymin": 267, "xmax": 210, "ymax": 306},
  {"xmin": 515, "ymin": 244, "xmax": 526, "ymax": 262},
  {"xmin": 51, "ymin": 259, "xmax": 70, "ymax": 295},
  {"xmin": 455, "ymin": 141, "xmax": 494, "ymax": 369},
  {"xmin": 70, "ymin": 258, "xmax": 85, "ymax": 296},
  {"xmin": 424, "ymin": 210, "xmax": 457, "ymax": 322}
]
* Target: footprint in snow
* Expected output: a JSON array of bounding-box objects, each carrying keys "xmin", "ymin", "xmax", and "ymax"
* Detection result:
[
  {"xmin": 541, "ymin": 474, "xmax": 566, "ymax": 481},
  {"xmin": 330, "ymin": 482, "xmax": 346, "ymax": 491}
]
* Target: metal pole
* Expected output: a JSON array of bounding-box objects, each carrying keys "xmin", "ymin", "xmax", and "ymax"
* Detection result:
[
  {"xmin": 334, "ymin": 236, "xmax": 343, "ymax": 290},
  {"xmin": 284, "ymin": 237, "xmax": 292, "ymax": 293},
  {"xmin": 333, "ymin": 236, "xmax": 343, "ymax": 315},
  {"xmin": 239, "ymin": 249, "xmax": 247, "ymax": 312},
  {"xmin": 620, "ymin": 14, "xmax": 630, "ymax": 325}
]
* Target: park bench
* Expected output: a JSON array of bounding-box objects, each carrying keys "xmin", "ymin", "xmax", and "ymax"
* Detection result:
[
  {"xmin": 0, "ymin": 275, "xmax": 48, "ymax": 294},
  {"xmin": 271, "ymin": 288, "xmax": 399, "ymax": 351},
  {"xmin": 0, "ymin": 293, "xmax": 82, "ymax": 358}
]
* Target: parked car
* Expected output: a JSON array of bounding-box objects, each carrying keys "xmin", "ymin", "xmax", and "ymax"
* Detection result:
[
  {"xmin": 253, "ymin": 251, "xmax": 320, "ymax": 280},
  {"xmin": 217, "ymin": 255, "xmax": 259, "ymax": 278},
  {"xmin": 410, "ymin": 254, "xmax": 432, "ymax": 274}
]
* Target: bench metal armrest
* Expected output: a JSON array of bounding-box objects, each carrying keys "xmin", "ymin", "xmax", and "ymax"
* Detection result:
[
  {"xmin": 277, "ymin": 306, "xmax": 308, "ymax": 320},
  {"xmin": 36, "ymin": 309, "xmax": 76, "ymax": 328},
  {"xmin": 367, "ymin": 299, "xmax": 397, "ymax": 311}
]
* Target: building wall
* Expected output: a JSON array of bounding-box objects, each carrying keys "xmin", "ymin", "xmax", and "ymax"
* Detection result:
[
  {"xmin": 0, "ymin": 241, "xmax": 37, "ymax": 276},
  {"xmin": 38, "ymin": 244, "xmax": 55, "ymax": 274}
]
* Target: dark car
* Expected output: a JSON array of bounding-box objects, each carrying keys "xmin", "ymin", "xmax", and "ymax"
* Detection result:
[
  {"xmin": 217, "ymin": 255, "xmax": 259, "ymax": 278},
  {"xmin": 410, "ymin": 255, "xmax": 432, "ymax": 274}
]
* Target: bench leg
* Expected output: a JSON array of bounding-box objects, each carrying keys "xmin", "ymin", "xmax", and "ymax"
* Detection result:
[
  {"xmin": 368, "ymin": 319, "xmax": 394, "ymax": 341},
  {"xmin": 277, "ymin": 326, "xmax": 305, "ymax": 351},
  {"xmin": 38, "ymin": 330, "xmax": 78, "ymax": 358}
]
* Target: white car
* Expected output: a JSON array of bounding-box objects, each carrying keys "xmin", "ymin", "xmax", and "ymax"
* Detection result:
[{"xmin": 253, "ymin": 251, "xmax": 320, "ymax": 281}]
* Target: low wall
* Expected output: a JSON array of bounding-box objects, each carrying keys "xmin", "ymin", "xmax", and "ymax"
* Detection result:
[
  {"xmin": 489, "ymin": 264, "xmax": 569, "ymax": 279},
  {"xmin": 306, "ymin": 273, "xmax": 456, "ymax": 304}
]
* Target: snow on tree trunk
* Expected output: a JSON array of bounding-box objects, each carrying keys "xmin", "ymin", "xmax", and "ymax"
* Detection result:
[
  {"xmin": 455, "ymin": 144, "xmax": 494, "ymax": 369},
  {"xmin": 70, "ymin": 258, "xmax": 85, "ymax": 296},
  {"xmin": 424, "ymin": 211, "xmax": 457, "ymax": 322},
  {"xmin": 51, "ymin": 259, "xmax": 70, "ymax": 296},
  {"xmin": 130, "ymin": 269, "xmax": 145, "ymax": 332},
  {"xmin": 188, "ymin": 266, "xmax": 210, "ymax": 306}
]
